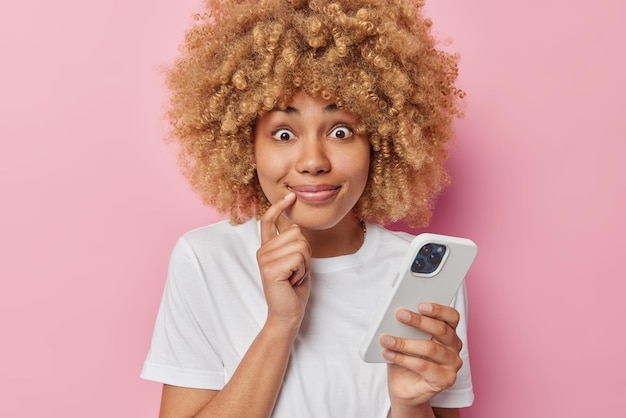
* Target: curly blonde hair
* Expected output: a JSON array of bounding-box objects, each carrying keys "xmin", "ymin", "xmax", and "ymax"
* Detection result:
[{"xmin": 167, "ymin": 0, "xmax": 463, "ymax": 227}]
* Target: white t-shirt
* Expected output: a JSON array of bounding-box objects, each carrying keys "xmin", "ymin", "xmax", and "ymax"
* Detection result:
[{"xmin": 142, "ymin": 219, "xmax": 474, "ymax": 416}]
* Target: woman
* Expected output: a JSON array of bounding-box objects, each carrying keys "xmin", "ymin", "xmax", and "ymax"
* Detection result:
[{"xmin": 142, "ymin": 0, "xmax": 473, "ymax": 416}]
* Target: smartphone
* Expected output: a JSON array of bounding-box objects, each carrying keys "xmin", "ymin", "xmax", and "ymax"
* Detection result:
[{"xmin": 359, "ymin": 233, "xmax": 477, "ymax": 363}]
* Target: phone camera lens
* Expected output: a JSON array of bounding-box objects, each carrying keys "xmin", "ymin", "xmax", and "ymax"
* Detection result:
[
  {"xmin": 420, "ymin": 244, "xmax": 433, "ymax": 257},
  {"xmin": 429, "ymin": 253, "xmax": 442, "ymax": 267},
  {"xmin": 413, "ymin": 259, "xmax": 426, "ymax": 272}
]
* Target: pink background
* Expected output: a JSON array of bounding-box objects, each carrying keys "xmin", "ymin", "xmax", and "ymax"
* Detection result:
[{"xmin": 1, "ymin": 0, "xmax": 624, "ymax": 416}]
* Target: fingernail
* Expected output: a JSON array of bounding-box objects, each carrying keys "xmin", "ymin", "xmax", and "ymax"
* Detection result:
[
  {"xmin": 398, "ymin": 309, "xmax": 411, "ymax": 322},
  {"xmin": 284, "ymin": 192, "xmax": 295, "ymax": 200},
  {"xmin": 383, "ymin": 349, "xmax": 396, "ymax": 360},
  {"xmin": 381, "ymin": 336, "xmax": 395, "ymax": 347},
  {"xmin": 418, "ymin": 303, "xmax": 433, "ymax": 314}
]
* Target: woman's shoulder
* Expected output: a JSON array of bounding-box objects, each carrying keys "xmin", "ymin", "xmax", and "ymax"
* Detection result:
[
  {"xmin": 177, "ymin": 218, "xmax": 261, "ymax": 256},
  {"xmin": 357, "ymin": 223, "xmax": 415, "ymax": 263},
  {"xmin": 370, "ymin": 223, "xmax": 415, "ymax": 247}
]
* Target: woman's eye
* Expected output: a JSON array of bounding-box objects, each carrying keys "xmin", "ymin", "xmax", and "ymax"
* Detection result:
[
  {"xmin": 330, "ymin": 126, "xmax": 353, "ymax": 139},
  {"xmin": 272, "ymin": 129, "xmax": 295, "ymax": 141}
]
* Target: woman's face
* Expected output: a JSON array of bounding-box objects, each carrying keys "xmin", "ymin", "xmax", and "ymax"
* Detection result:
[{"xmin": 253, "ymin": 91, "xmax": 371, "ymax": 231}]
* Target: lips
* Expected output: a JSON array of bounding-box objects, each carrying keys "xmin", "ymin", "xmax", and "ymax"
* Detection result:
[{"xmin": 288, "ymin": 184, "xmax": 340, "ymax": 202}]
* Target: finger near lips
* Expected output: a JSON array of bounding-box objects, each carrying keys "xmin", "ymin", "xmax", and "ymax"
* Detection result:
[
  {"xmin": 258, "ymin": 192, "xmax": 312, "ymax": 289},
  {"xmin": 260, "ymin": 192, "xmax": 296, "ymax": 243},
  {"xmin": 257, "ymin": 192, "xmax": 311, "ymax": 288}
]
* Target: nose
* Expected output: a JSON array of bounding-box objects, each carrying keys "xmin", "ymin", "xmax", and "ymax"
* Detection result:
[{"xmin": 295, "ymin": 136, "xmax": 331, "ymax": 174}]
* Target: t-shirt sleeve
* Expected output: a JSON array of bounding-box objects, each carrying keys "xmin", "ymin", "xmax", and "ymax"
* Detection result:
[
  {"xmin": 141, "ymin": 237, "xmax": 225, "ymax": 390},
  {"xmin": 429, "ymin": 281, "xmax": 475, "ymax": 408}
]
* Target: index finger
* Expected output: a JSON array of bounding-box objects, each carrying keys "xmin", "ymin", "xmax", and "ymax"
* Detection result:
[{"xmin": 260, "ymin": 192, "xmax": 296, "ymax": 244}]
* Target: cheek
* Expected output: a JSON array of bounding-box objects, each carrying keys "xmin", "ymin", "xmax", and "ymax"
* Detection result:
[
  {"xmin": 254, "ymin": 152, "xmax": 285, "ymax": 203},
  {"xmin": 255, "ymin": 152, "xmax": 283, "ymax": 180},
  {"xmin": 336, "ymin": 150, "xmax": 370, "ymax": 202},
  {"xmin": 355, "ymin": 166, "xmax": 370, "ymax": 194},
  {"xmin": 354, "ymin": 147, "xmax": 371, "ymax": 186}
]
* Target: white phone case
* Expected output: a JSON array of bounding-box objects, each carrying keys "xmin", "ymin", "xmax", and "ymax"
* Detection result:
[{"xmin": 359, "ymin": 233, "xmax": 477, "ymax": 363}]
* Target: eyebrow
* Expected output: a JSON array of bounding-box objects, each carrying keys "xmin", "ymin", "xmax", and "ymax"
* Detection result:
[{"xmin": 276, "ymin": 104, "xmax": 339, "ymax": 114}]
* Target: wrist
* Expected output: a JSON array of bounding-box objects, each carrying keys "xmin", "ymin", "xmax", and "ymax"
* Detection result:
[
  {"xmin": 389, "ymin": 400, "xmax": 435, "ymax": 418},
  {"xmin": 263, "ymin": 316, "xmax": 301, "ymax": 338}
]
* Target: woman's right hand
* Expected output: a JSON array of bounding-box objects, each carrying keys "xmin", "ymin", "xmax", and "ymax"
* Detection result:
[
  {"xmin": 256, "ymin": 192, "xmax": 311, "ymax": 330},
  {"xmin": 159, "ymin": 193, "xmax": 311, "ymax": 417}
]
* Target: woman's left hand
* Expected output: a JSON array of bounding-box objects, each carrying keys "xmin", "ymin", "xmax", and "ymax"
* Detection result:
[{"xmin": 382, "ymin": 303, "xmax": 463, "ymax": 408}]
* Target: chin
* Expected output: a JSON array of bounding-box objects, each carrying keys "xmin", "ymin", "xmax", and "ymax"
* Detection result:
[{"xmin": 283, "ymin": 208, "xmax": 348, "ymax": 231}]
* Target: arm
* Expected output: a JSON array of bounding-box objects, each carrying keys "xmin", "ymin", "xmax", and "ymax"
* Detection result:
[
  {"xmin": 160, "ymin": 386, "xmax": 218, "ymax": 417},
  {"xmin": 159, "ymin": 321, "xmax": 299, "ymax": 418},
  {"xmin": 159, "ymin": 193, "xmax": 311, "ymax": 418}
]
